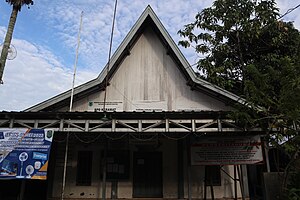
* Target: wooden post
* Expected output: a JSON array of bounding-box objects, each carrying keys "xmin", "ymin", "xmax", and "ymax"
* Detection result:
[
  {"xmin": 204, "ymin": 167, "xmax": 215, "ymax": 200},
  {"xmin": 186, "ymin": 136, "xmax": 192, "ymax": 200},
  {"xmin": 47, "ymin": 140, "xmax": 58, "ymax": 199},
  {"xmin": 178, "ymin": 140, "xmax": 184, "ymax": 199},
  {"xmin": 234, "ymin": 165, "xmax": 238, "ymax": 200},
  {"xmin": 210, "ymin": 180, "xmax": 214, "ymax": 200},
  {"xmin": 111, "ymin": 181, "xmax": 118, "ymax": 199},
  {"xmin": 204, "ymin": 178, "xmax": 207, "ymax": 200},
  {"xmin": 19, "ymin": 180, "xmax": 25, "ymax": 200},
  {"xmin": 102, "ymin": 140, "xmax": 107, "ymax": 200}
]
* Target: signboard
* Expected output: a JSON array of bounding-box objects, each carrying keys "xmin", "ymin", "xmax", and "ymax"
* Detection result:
[
  {"xmin": 0, "ymin": 129, "xmax": 54, "ymax": 180},
  {"xmin": 191, "ymin": 135, "xmax": 263, "ymax": 165},
  {"xmin": 88, "ymin": 100, "xmax": 167, "ymax": 112},
  {"xmin": 133, "ymin": 100, "xmax": 167, "ymax": 112},
  {"xmin": 88, "ymin": 101, "xmax": 123, "ymax": 112}
]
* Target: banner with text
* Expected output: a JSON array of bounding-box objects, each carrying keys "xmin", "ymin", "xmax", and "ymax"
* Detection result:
[
  {"xmin": 0, "ymin": 129, "xmax": 54, "ymax": 180},
  {"xmin": 191, "ymin": 135, "xmax": 263, "ymax": 165},
  {"xmin": 88, "ymin": 101, "xmax": 123, "ymax": 112}
]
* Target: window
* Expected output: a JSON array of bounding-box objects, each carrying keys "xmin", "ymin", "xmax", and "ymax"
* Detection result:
[
  {"xmin": 205, "ymin": 166, "xmax": 221, "ymax": 186},
  {"xmin": 76, "ymin": 151, "xmax": 93, "ymax": 186},
  {"xmin": 103, "ymin": 150, "xmax": 130, "ymax": 180}
]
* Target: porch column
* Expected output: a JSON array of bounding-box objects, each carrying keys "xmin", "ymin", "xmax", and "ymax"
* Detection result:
[
  {"xmin": 186, "ymin": 136, "xmax": 192, "ymax": 200},
  {"xmin": 177, "ymin": 140, "xmax": 184, "ymax": 199}
]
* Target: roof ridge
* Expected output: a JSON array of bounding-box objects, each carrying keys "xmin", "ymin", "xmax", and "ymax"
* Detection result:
[{"xmin": 25, "ymin": 6, "xmax": 244, "ymax": 112}]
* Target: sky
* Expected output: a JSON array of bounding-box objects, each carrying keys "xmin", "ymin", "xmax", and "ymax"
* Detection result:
[{"xmin": 0, "ymin": 0, "xmax": 299, "ymax": 111}]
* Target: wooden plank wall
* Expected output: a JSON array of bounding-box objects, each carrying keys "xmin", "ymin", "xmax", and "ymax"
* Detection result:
[{"xmin": 69, "ymin": 27, "xmax": 231, "ymax": 112}]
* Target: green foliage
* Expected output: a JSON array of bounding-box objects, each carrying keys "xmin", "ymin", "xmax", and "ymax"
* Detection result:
[
  {"xmin": 286, "ymin": 169, "xmax": 300, "ymax": 200},
  {"xmin": 179, "ymin": 0, "xmax": 300, "ymax": 129},
  {"xmin": 5, "ymin": 0, "xmax": 34, "ymax": 10},
  {"xmin": 179, "ymin": 1, "xmax": 300, "ymax": 194},
  {"xmin": 287, "ymin": 188, "xmax": 300, "ymax": 200},
  {"xmin": 178, "ymin": 0, "xmax": 280, "ymax": 90}
]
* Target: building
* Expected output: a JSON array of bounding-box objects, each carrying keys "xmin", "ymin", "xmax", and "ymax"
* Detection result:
[{"xmin": 0, "ymin": 6, "xmax": 266, "ymax": 200}]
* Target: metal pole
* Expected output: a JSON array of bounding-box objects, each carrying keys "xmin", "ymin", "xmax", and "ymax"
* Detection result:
[
  {"xmin": 101, "ymin": 1, "xmax": 117, "ymax": 198},
  {"xmin": 61, "ymin": 11, "xmax": 83, "ymax": 200},
  {"xmin": 238, "ymin": 165, "xmax": 245, "ymax": 200},
  {"xmin": 264, "ymin": 141, "xmax": 271, "ymax": 172},
  {"xmin": 234, "ymin": 165, "xmax": 238, "ymax": 200},
  {"xmin": 69, "ymin": 11, "xmax": 83, "ymax": 112},
  {"xmin": 103, "ymin": 0, "xmax": 118, "ymax": 111},
  {"xmin": 61, "ymin": 132, "xmax": 69, "ymax": 200}
]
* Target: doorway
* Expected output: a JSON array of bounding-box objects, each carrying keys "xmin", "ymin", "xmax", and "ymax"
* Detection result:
[{"xmin": 133, "ymin": 151, "xmax": 162, "ymax": 198}]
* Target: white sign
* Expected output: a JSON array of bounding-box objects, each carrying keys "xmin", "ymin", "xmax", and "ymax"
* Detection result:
[
  {"xmin": 191, "ymin": 135, "xmax": 263, "ymax": 165},
  {"xmin": 133, "ymin": 100, "xmax": 167, "ymax": 112},
  {"xmin": 88, "ymin": 101, "xmax": 123, "ymax": 112}
]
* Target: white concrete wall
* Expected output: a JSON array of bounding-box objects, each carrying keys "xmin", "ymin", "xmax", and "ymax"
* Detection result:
[
  {"xmin": 183, "ymin": 159, "xmax": 245, "ymax": 199},
  {"xmin": 52, "ymin": 142, "xmax": 105, "ymax": 199},
  {"xmin": 51, "ymin": 138, "xmax": 248, "ymax": 199},
  {"xmin": 51, "ymin": 139, "xmax": 179, "ymax": 199}
]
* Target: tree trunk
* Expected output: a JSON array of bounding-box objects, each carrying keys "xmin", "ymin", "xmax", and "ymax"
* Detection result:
[{"xmin": 0, "ymin": 6, "xmax": 19, "ymax": 84}]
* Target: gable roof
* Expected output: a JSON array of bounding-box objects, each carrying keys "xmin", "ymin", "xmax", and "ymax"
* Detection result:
[{"xmin": 25, "ymin": 5, "xmax": 245, "ymax": 112}]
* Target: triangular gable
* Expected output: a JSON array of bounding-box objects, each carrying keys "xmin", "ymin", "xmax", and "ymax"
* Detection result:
[{"xmin": 25, "ymin": 6, "xmax": 244, "ymax": 112}]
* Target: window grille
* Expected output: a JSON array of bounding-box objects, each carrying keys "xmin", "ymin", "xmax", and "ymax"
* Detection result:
[{"xmin": 205, "ymin": 165, "xmax": 221, "ymax": 186}]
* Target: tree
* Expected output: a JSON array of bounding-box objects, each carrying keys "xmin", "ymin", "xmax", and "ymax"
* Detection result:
[
  {"xmin": 179, "ymin": 0, "xmax": 300, "ymax": 198},
  {"xmin": 0, "ymin": 0, "xmax": 33, "ymax": 84}
]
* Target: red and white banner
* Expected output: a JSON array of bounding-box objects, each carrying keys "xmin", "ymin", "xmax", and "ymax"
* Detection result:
[{"xmin": 191, "ymin": 135, "xmax": 264, "ymax": 165}]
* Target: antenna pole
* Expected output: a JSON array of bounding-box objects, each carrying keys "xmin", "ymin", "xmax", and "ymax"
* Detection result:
[
  {"xmin": 101, "ymin": 2, "xmax": 118, "ymax": 200},
  {"xmin": 69, "ymin": 11, "xmax": 83, "ymax": 112},
  {"xmin": 103, "ymin": 0, "xmax": 118, "ymax": 112},
  {"xmin": 61, "ymin": 11, "xmax": 83, "ymax": 200}
]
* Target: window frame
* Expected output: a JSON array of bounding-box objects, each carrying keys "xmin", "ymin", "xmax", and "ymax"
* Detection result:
[
  {"xmin": 76, "ymin": 151, "xmax": 93, "ymax": 186},
  {"xmin": 205, "ymin": 165, "xmax": 221, "ymax": 186}
]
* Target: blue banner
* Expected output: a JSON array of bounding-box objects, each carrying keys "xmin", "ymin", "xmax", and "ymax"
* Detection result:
[{"xmin": 0, "ymin": 129, "xmax": 54, "ymax": 180}]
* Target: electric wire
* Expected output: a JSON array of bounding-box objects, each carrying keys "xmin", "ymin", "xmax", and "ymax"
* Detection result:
[
  {"xmin": 53, "ymin": 131, "xmax": 208, "ymax": 144},
  {"xmin": 129, "ymin": 133, "xmax": 158, "ymax": 141},
  {"xmin": 105, "ymin": 132, "xmax": 128, "ymax": 140},
  {"xmin": 110, "ymin": 82, "xmax": 142, "ymax": 110},
  {"xmin": 161, "ymin": 132, "xmax": 190, "ymax": 140},
  {"xmin": 278, "ymin": 3, "xmax": 300, "ymax": 19},
  {"xmin": 74, "ymin": 132, "xmax": 103, "ymax": 144},
  {"xmin": 192, "ymin": 132, "xmax": 206, "ymax": 138},
  {"xmin": 53, "ymin": 133, "xmax": 73, "ymax": 143}
]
